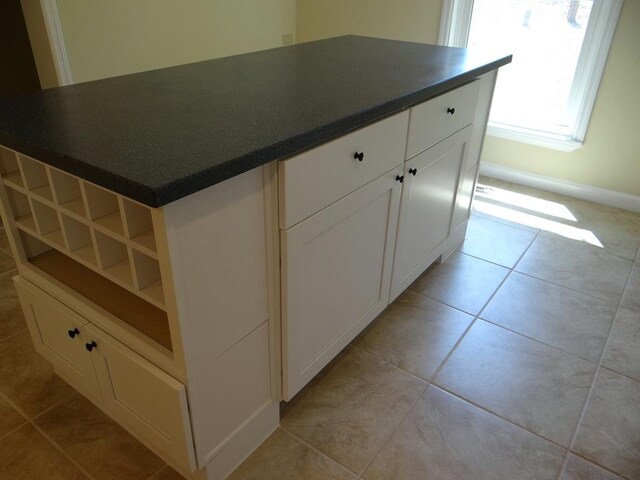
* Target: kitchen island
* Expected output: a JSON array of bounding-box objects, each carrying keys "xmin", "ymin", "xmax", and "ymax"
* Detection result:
[{"xmin": 0, "ymin": 36, "xmax": 510, "ymax": 479}]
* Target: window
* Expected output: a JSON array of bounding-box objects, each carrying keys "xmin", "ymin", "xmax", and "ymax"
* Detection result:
[{"xmin": 439, "ymin": 0, "xmax": 623, "ymax": 151}]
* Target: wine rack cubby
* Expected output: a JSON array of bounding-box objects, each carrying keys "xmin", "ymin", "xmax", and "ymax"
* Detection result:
[{"xmin": 0, "ymin": 147, "xmax": 165, "ymax": 310}]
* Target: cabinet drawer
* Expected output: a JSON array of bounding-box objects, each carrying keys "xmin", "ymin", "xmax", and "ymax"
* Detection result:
[
  {"xmin": 14, "ymin": 276, "xmax": 101, "ymax": 403},
  {"xmin": 407, "ymin": 80, "xmax": 480, "ymax": 159},
  {"xmin": 85, "ymin": 324, "xmax": 196, "ymax": 473},
  {"xmin": 279, "ymin": 111, "xmax": 408, "ymax": 229}
]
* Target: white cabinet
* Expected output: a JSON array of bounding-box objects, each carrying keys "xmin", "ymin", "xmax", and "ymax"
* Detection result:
[
  {"xmin": 14, "ymin": 276, "xmax": 197, "ymax": 475},
  {"xmin": 282, "ymin": 169, "xmax": 402, "ymax": 399},
  {"xmin": 86, "ymin": 324, "xmax": 196, "ymax": 473},
  {"xmin": 390, "ymin": 125, "xmax": 472, "ymax": 300},
  {"xmin": 15, "ymin": 276, "xmax": 102, "ymax": 404}
]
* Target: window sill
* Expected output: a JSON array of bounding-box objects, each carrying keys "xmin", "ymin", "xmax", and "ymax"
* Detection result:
[{"xmin": 486, "ymin": 124, "xmax": 582, "ymax": 152}]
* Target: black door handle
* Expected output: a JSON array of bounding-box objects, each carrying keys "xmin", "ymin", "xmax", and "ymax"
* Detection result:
[
  {"xmin": 396, "ymin": 175, "xmax": 405, "ymax": 184},
  {"xmin": 409, "ymin": 168, "xmax": 417, "ymax": 176},
  {"xmin": 68, "ymin": 328, "xmax": 79, "ymax": 339},
  {"xmin": 447, "ymin": 107, "xmax": 456, "ymax": 115},
  {"xmin": 85, "ymin": 341, "xmax": 97, "ymax": 352},
  {"xmin": 354, "ymin": 152, "xmax": 365, "ymax": 162}
]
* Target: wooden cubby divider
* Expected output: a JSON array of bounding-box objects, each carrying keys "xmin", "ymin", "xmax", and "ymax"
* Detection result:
[
  {"xmin": 0, "ymin": 148, "xmax": 166, "ymax": 311},
  {"xmin": 50, "ymin": 169, "xmax": 86, "ymax": 217}
]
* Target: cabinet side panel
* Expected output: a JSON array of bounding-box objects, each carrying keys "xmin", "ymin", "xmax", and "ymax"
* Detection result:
[
  {"xmin": 163, "ymin": 168, "xmax": 269, "ymax": 375},
  {"xmin": 188, "ymin": 322, "xmax": 274, "ymax": 467},
  {"xmin": 466, "ymin": 70, "xmax": 498, "ymax": 171}
]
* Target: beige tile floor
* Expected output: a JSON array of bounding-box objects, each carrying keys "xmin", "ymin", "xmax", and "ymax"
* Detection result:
[{"xmin": 1, "ymin": 177, "xmax": 639, "ymax": 479}]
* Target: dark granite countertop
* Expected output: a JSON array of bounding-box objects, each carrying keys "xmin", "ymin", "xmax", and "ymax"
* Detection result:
[{"xmin": 0, "ymin": 36, "xmax": 511, "ymax": 207}]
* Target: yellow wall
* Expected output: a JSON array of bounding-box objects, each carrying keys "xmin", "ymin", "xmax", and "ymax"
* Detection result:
[
  {"xmin": 297, "ymin": 0, "xmax": 442, "ymax": 44},
  {"xmin": 21, "ymin": 0, "xmax": 59, "ymax": 88},
  {"xmin": 296, "ymin": 0, "xmax": 640, "ymax": 197},
  {"xmin": 55, "ymin": 0, "xmax": 296, "ymax": 83}
]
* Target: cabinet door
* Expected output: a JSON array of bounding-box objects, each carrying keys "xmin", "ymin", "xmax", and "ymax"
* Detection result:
[
  {"xmin": 282, "ymin": 169, "xmax": 402, "ymax": 399},
  {"xmin": 13, "ymin": 277, "xmax": 101, "ymax": 403},
  {"xmin": 84, "ymin": 324, "xmax": 196, "ymax": 473},
  {"xmin": 391, "ymin": 126, "xmax": 472, "ymax": 300}
]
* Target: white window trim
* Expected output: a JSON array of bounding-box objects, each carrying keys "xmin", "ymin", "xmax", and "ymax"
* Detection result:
[{"xmin": 439, "ymin": 0, "xmax": 623, "ymax": 152}]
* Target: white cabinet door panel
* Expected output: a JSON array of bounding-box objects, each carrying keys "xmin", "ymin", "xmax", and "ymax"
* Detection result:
[
  {"xmin": 14, "ymin": 277, "xmax": 101, "ymax": 403},
  {"xmin": 391, "ymin": 126, "xmax": 472, "ymax": 300},
  {"xmin": 85, "ymin": 324, "xmax": 196, "ymax": 473},
  {"xmin": 282, "ymin": 168, "xmax": 402, "ymax": 399}
]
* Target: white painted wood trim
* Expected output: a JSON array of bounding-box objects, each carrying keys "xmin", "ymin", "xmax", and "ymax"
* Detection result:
[
  {"xmin": 438, "ymin": 0, "xmax": 455, "ymax": 46},
  {"xmin": 569, "ymin": 0, "xmax": 624, "ymax": 143},
  {"xmin": 479, "ymin": 161, "xmax": 640, "ymax": 213},
  {"xmin": 486, "ymin": 124, "xmax": 582, "ymax": 152},
  {"xmin": 40, "ymin": 0, "xmax": 73, "ymax": 85},
  {"xmin": 438, "ymin": 0, "xmax": 474, "ymax": 48}
]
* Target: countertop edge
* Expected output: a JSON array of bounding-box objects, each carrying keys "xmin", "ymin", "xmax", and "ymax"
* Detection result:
[{"xmin": 0, "ymin": 54, "xmax": 511, "ymax": 207}]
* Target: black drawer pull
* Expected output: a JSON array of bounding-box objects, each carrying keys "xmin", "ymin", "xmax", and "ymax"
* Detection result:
[
  {"xmin": 409, "ymin": 168, "xmax": 417, "ymax": 176},
  {"xmin": 68, "ymin": 328, "xmax": 79, "ymax": 339},
  {"xmin": 85, "ymin": 341, "xmax": 97, "ymax": 352},
  {"xmin": 354, "ymin": 152, "xmax": 365, "ymax": 162},
  {"xmin": 447, "ymin": 107, "xmax": 456, "ymax": 115},
  {"xmin": 396, "ymin": 175, "xmax": 405, "ymax": 184}
]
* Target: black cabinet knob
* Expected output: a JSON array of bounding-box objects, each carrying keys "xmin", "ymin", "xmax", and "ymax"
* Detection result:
[
  {"xmin": 85, "ymin": 341, "xmax": 97, "ymax": 352},
  {"xmin": 447, "ymin": 107, "xmax": 456, "ymax": 115},
  {"xmin": 354, "ymin": 152, "xmax": 365, "ymax": 162},
  {"xmin": 409, "ymin": 168, "xmax": 417, "ymax": 176},
  {"xmin": 396, "ymin": 175, "xmax": 405, "ymax": 184},
  {"xmin": 68, "ymin": 328, "xmax": 79, "ymax": 339}
]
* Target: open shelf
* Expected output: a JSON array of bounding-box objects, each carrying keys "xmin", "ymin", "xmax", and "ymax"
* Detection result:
[
  {"xmin": 50, "ymin": 169, "xmax": 86, "ymax": 218},
  {"xmin": 2, "ymin": 153, "xmax": 165, "ymax": 310},
  {"xmin": 19, "ymin": 155, "xmax": 53, "ymax": 201},
  {"xmin": 60, "ymin": 214, "xmax": 97, "ymax": 266},
  {"xmin": 84, "ymin": 183, "xmax": 124, "ymax": 236},
  {"xmin": 123, "ymin": 199, "xmax": 156, "ymax": 253},
  {"xmin": 94, "ymin": 230, "xmax": 133, "ymax": 286},
  {"xmin": 132, "ymin": 249, "xmax": 164, "ymax": 304},
  {"xmin": 25, "ymin": 244, "xmax": 172, "ymax": 351},
  {"xmin": 0, "ymin": 147, "xmax": 22, "ymax": 187},
  {"xmin": 31, "ymin": 199, "xmax": 65, "ymax": 248}
]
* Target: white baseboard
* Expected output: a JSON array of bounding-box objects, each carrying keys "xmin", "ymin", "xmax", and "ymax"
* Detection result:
[{"xmin": 479, "ymin": 162, "xmax": 640, "ymax": 213}]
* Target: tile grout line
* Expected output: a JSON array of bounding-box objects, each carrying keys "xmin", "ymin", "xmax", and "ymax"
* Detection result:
[
  {"xmin": 0, "ymin": 326, "xmax": 29, "ymax": 345},
  {"xmin": 277, "ymin": 427, "xmax": 363, "ymax": 479},
  {"xmin": 352, "ymin": 230, "xmax": 541, "ymax": 478},
  {"xmin": 553, "ymin": 291, "xmax": 630, "ymax": 480},
  {"xmin": 30, "ymin": 419, "xmax": 98, "ymax": 480},
  {"xmin": 0, "ymin": 389, "xmax": 96, "ymax": 480},
  {"xmin": 0, "ymin": 417, "xmax": 29, "ymax": 443},
  {"xmin": 355, "ymin": 380, "xmax": 429, "ymax": 478},
  {"xmin": 145, "ymin": 463, "xmax": 171, "ymax": 480},
  {"xmin": 513, "ymin": 268, "xmax": 630, "ymax": 309},
  {"xmin": 355, "ymin": 304, "xmax": 493, "ymax": 477},
  {"xmin": 432, "ymin": 383, "xmax": 570, "ymax": 453}
]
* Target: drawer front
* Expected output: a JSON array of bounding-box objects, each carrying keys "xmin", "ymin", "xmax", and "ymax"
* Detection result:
[
  {"xmin": 85, "ymin": 324, "xmax": 196, "ymax": 473},
  {"xmin": 14, "ymin": 276, "xmax": 101, "ymax": 403},
  {"xmin": 279, "ymin": 111, "xmax": 408, "ymax": 229},
  {"xmin": 407, "ymin": 80, "xmax": 480, "ymax": 159}
]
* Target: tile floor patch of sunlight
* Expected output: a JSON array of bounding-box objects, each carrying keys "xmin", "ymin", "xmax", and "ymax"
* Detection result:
[
  {"xmin": 475, "ymin": 185, "xmax": 577, "ymax": 221},
  {"xmin": 475, "ymin": 184, "xmax": 603, "ymax": 248}
]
